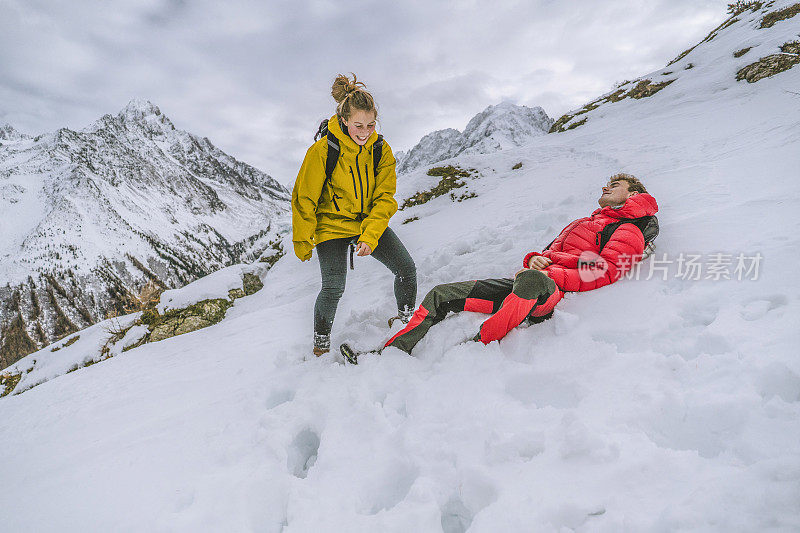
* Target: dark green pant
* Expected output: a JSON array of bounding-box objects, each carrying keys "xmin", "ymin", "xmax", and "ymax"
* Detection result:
[
  {"xmin": 314, "ymin": 227, "xmax": 417, "ymax": 336},
  {"xmin": 385, "ymin": 269, "xmax": 560, "ymax": 353}
]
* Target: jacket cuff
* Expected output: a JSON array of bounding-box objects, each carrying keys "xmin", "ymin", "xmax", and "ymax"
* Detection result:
[
  {"xmin": 523, "ymin": 251, "xmax": 542, "ymax": 268},
  {"xmin": 293, "ymin": 241, "xmax": 313, "ymax": 261},
  {"xmin": 359, "ymin": 236, "xmax": 379, "ymax": 252}
]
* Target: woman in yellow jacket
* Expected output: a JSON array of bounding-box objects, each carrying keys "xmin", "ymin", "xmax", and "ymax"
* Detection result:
[{"xmin": 292, "ymin": 74, "xmax": 416, "ymax": 357}]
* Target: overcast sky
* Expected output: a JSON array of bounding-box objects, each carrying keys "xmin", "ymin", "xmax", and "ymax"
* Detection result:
[{"xmin": 1, "ymin": 0, "xmax": 729, "ymax": 185}]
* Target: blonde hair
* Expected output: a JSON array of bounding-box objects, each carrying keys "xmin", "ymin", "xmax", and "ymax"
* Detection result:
[
  {"xmin": 331, "ymin": 73, "xmax": 377, "ymax": 121},
  {"xmin": 609, "ymin": 173, "xmax": 647, "ymax": 194}
]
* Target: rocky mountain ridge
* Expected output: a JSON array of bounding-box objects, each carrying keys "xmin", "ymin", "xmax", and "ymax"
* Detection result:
[
  {"xmin": 0, "ymin": 99, "xmax": 290, "ymax": 368},
  {"xmin": 548, "ymin": 1, "xmax": 800, "ymax": 132}
]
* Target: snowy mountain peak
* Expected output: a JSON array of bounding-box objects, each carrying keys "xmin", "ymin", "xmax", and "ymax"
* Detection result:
[
  {"xmin": 0, "ymin": 100, "xmax": 290, "ymax": 369},
  {"xmin": 461, "ymin": 102, "xmax": 553, "ymax": 149},
  {"xmin": 120, "ymin": 98, "xmax": 163, "ymax": 119},
  {"xmin": 397, "ymin": 102, "xmax": 553, "ymax": 173},
  {"xmin": 94, "ymin": 98, "xmax": 177, "ymax": 135},
  {"xmin": 0, "ymin": 124, "xmax": 30, "ymax": 141}
]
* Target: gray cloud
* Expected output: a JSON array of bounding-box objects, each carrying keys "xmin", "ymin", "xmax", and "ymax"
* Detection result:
[{"xmin": 1, "ymin": 0, "xmax": 729, "ymax": 184}]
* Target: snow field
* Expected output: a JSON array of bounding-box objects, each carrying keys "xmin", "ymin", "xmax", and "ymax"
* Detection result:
[{"xmin": 2, "ymin": 8, "xmax": 800, "ymax": 530}]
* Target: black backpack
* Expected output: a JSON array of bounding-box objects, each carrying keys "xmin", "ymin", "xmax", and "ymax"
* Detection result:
[
  {"xmin": 314, "ymin": 118, "xmax": 384, "ymax": 191},
  {"xmin": 599, "ymin": 215, "xmax": 659, "ymax": 258},
  {"xmin": 544, "ymin": 215, "xmax": 659, "ymax": 257}
]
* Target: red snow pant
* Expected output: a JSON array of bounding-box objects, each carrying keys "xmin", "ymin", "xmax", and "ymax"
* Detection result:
[{"xmin": 385, "ymin": 269, "xmax": 563, "ymax": 354}]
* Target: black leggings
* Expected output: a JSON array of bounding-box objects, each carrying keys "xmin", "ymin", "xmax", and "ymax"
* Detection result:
[{"xmin": 314, "ymin": 227, "xmax": 417, "ymax": 336}]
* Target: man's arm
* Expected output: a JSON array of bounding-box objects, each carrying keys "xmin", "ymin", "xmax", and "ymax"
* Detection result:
[
  {"xmin": 522, "ymin": 219, "xmax": 583, "ymax": 269},
  {"xmin": 544, "ymin": 224, "xmax": 645, "ymax": 292}
]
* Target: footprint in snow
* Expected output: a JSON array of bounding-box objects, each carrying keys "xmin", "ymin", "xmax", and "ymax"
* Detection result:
[
  {"xmin": 265, "ymin": 388, "xmax": 295, "ymax": 410},
  {"xmin": 440, "ymin": 471, "xmax": 498, "ymax": 533},
  {"xmin": 740, "ymin": 294, "xmax": 788, "ymax": 321},
  {"xmin": 754, "ymin": 362, "xmax": 800, "ymax": 403},
  {"xmin": 287, "ymin": 428, "xmax": 320, "ymax": 479}
]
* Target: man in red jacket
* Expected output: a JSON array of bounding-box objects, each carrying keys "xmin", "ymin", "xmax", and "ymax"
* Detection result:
[{"xmin": 380, "ymin": 173, "xmax": 659, "ymax": 355}]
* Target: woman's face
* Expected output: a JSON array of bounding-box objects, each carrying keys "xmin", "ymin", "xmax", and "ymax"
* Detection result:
[{"xmin": 343, "ymin": 109, "xmax": 377, "ymax": 145}]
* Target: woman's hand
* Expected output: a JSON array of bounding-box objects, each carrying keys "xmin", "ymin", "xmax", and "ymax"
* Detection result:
[{"xmin": 355, "ymin": 242, "xmax": 373, "ymax": 256}]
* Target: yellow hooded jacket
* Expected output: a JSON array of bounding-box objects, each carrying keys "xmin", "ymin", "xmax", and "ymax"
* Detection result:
[{"xmin": 292, "ymin": 115, "xmax": 398, "ymax": 261}]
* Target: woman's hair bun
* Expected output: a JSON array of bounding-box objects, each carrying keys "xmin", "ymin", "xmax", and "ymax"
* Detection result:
[{"xmin": 331, "ymin": 73, "xmax": 377, "ymax": 120}]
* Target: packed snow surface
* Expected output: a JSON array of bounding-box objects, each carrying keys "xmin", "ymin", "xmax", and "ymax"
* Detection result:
[{"xmin": 1, "ymin": 6, "xmax": 799, "ymax": 531}]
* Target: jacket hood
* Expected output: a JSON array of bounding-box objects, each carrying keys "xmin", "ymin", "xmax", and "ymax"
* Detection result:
[
  {"xmin": 595, "ymin": 193, "xmax": 658, "ymax": 219},
  {"xmin": 326, "ymin": 114, "xmax": 379, "ymax": 151}
]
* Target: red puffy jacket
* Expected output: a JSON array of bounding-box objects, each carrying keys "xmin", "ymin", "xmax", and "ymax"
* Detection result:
[{"xmin": 523, "ymin": 193, "xmax": 659, "ymax": 292}]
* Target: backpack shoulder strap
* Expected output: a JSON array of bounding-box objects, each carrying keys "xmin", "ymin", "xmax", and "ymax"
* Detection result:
[
  {"xmin": 598, "ymin": 215, "xmax": 659, "ymax": 252},
  {"xmin": 324, "ymin": 134, "xmax": 340, "ymax": 185},
  {"xmin": 314, "ymin": 119, "xmax": 340, "ymax": 185},
  {"xmin": 372, "ymin": 134, "xmax": 384, "ymax": 176}
]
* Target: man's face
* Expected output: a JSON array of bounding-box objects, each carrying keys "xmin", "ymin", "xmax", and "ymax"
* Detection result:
[{"xmin": 598, "ymin": 180, "xmax": 635, "ymax": 207}]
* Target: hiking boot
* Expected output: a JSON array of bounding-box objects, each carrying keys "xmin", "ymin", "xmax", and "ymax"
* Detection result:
[
  {"xmin": 313, "ymin": 333, "xmax": 330, "ymax": 357},
  {"xmin": 387, "ymin": 308, "xmax": 414, "ymax": 327}
]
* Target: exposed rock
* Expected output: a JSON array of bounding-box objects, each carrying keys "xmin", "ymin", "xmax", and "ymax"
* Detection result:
[
  {"xmin": 51, "ymin": 334, "xmax": 80, "ymax": 352},
  {"xmin": 401, "ymin": 166, "xmax": 478, "ymax": 209},
  {"xmin": 727, "ymin": 1, "xmax": 763, "ymax": 17},
  {"xmin": 0, "ymin": 371, "xmax": 21, "ymax": 398},
  {"xmin": 242, "ymin": 273, "xmax": 263, "ymax": 296},
  {"xmin": 627, "ymin": 79, "xmax": 676, "ymax": 99},
  {"xmin": 137, "ymin": 269, "xmax": 262, "ymax": 346},
  {"xmin": 760, "ymin": 2, "xmax": 800, "ymax": 27},
  {"xmin": 258, "ymin": 239, "xmax": 286, "ymax": 268},
  {"xmin": 174, "ymin": 315, "xmax": 215, "ymax": 337},
  {"xmin": 228, "ymin": 288, "xmax": 246, "ymax": 300},
  {"xmin": 144, "ymin": 299, "xmax": 232, "ymax": 343},
  {"xmin": 550, "ymin": 80, "xmax": 674, "ymax": 133},
  {"xmin": 736, "ymin": 42, "xmax": 800, "ymax": 82}
]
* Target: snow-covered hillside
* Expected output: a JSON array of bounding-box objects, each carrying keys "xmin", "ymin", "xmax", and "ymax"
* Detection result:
[
  {"xmin": 396, "ymin": 102, "xmax": 552, "ymax": 174},
  {"xmin": 0, "ymin": 99, "xmax": 290, "ymax": 368},
  {"xmin": 1, "ymin": 3, "xmax": 799, "ymax": 531}
]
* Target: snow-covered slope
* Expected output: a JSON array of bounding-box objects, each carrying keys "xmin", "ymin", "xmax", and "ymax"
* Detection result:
[
  {"xmin": 1, "ymin": 3, "xmax": 799, "ymax": 531},
  {"xmin": 396, "ymin": 102, "xmax": 552, "ymax": 173},
  {"xmin": 0, "ymin": 100, "xmax": 290, "ymax": 368}
]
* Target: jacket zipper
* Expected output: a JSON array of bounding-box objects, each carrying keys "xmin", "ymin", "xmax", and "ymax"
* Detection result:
[
  {"xmin": 364, "ymin": 163, "xmax": 369, "ymax": 199},
  {"xmin": 349, "ymin": 167, "xmax": 358, "ymax": 199},
  {"xmin": 331, "ymin": 190, "xmax": 340, "ymax": 211},
  {"xmin": 356, "ymin": 147, "xmax": 364, "ymax": 214}
]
